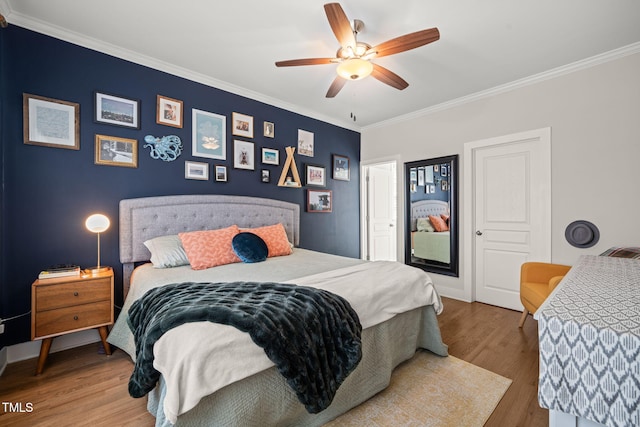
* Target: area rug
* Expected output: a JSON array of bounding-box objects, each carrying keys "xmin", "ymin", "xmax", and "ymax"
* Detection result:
[{"xmin": 325, "ymin": 350, "xmax": 512, "ymax": 427}]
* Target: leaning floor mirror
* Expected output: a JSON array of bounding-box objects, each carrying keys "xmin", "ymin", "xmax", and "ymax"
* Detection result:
[{"xmin": 405, "ymin": 155, "xmax": 459, "ymax": 277}]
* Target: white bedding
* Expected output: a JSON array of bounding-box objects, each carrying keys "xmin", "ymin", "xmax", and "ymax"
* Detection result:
[{"xmin": 108, "ymin": 248, "xmax": 442, "ymax": 424}]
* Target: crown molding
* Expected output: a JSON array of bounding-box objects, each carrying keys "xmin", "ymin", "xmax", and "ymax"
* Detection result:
[
  {"xmin": 4, "ymin": 10, "xmax": 361, "ymax": 132},
  {"xmin": 364, "ymin": 42, "xmax": 640, "ymax": 131},
  {"xmin": 6, "ymin": 5, "xmax": 638, "ymax": 134}
]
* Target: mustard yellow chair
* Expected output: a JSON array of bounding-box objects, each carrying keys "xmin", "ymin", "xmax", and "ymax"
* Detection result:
[{"xmin": 519, "ymin": 262, "xmax": 571, "ymax": 328}]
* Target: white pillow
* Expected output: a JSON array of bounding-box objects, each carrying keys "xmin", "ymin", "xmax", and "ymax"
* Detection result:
[
  {"xmin": 143, "ymin": 235, "xmax": 190, "ymax": 268},
  {"xmin": 416, "ymin": 217, "xmax": 435, "ymax": 232}
]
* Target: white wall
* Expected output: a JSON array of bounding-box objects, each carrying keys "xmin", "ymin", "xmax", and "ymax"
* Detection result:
[{"xmin": 361, "ymin": 52, "xmax": 640, "ymax": 300}]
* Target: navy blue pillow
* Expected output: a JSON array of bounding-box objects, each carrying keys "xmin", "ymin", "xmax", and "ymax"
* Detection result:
[{"xmin": 232, "ymin": 232, "xmax": 268, "ymax": 263}]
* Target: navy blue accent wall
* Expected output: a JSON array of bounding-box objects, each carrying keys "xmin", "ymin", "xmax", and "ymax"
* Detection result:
[{"xmin": 0, "ymin": 26, "xmax": 361, "ymax": 347}]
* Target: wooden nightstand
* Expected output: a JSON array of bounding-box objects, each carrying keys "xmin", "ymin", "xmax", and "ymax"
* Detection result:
[{"xmin": 31, "ymin": 268, "xmax": 114, "ymax": 375}]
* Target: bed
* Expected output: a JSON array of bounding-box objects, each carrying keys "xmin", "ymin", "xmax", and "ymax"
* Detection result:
[
  {"xmin": 410, "ymin": 199, "xmax": 451, "ymax": 264},
  {"xmin": 107, "ymin": 194, "xmax": 448, "ymax": 426}
]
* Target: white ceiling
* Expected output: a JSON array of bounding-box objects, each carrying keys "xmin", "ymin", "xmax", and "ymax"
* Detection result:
[{"xmin": 2, "ymin": 0, "xmax": 640, "ymax": 130}]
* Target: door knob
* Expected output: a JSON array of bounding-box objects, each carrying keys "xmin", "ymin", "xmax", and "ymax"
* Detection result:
[{"xmin": 476, "ymin": 230, "xmax": 483, "ymax": 236}]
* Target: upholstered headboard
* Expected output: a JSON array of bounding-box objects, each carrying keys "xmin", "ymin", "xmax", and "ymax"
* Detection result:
[
  {"xmin": 411, "ymin": 199, "xmax": 449, "ymax": 218},
  {"xmin": 119, "ymin": 194, "xmax": 300, "ymax": 296},
  {"xmin": 410, "ymin": 200, "xmax": 449, "ymax": 230}
]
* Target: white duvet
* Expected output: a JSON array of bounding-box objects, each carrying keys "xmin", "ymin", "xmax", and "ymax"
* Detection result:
[{"xmin": 109, "ymin": 250, "xmax": 442, "ymax": 424}]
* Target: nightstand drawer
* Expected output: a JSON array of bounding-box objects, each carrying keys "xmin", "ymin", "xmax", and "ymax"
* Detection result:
[
  {"xmin": 35, "ymin": 278, "xmax": 111, "ymax": 311},
  {"xmin": 34, "ymin": 300, "xmax": 112, "ymax": 338}
]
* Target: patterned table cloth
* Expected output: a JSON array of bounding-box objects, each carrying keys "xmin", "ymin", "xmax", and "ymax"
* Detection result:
[{"xmin": 535, "ymin": 255, "xmax": 640, "ymax": 427}]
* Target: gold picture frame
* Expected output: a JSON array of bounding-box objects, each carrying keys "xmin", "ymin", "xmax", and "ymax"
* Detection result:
[{"xmin": 94, "ymin": 134, "xmax": 138, "ymax": 168}]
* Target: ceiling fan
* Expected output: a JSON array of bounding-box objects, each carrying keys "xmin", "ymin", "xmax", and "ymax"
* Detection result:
[{"xmin": 275, "ymin": 2, "xmax": 440, "ymax": 98}]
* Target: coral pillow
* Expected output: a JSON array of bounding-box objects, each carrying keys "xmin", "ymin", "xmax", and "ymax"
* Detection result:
[
  {"xmin": 428, "ymin": 215, "xmax": 449, "ymax": 232},
  {"xmin": 441, "ymin": 213, "xmax": 450, "ymax": 227},
  {"xmin": 179, "ymin": 225, "xmax": 241, "ymax": 270},
  {"xmin": 240, "ymin": 223, "xmax": 293, "ymax": 257}
]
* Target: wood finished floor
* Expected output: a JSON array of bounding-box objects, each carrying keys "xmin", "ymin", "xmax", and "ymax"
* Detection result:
[{"xmin": 0, "ymin": 297, "xmax": 546, "ymax": 426}]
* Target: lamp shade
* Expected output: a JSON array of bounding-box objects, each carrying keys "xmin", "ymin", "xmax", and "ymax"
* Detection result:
[
  {"xmin": 85, "ymin": 214, "xmax": 110, "ymax": 233},
  {"xmin": 336, "ymin": 58, "xmax": 373, "ymax": 81}
]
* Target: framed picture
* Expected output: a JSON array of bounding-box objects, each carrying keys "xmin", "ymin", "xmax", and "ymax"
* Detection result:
[
  {"xmin": 185, "ymin": 161, "xmax": 209, "ymax": 180},
  {"xmin": 297, "ymin": 129, "xmax": 314, "ymax": 157},
  {"xmin": 261, "ymin": 169, "xmax": 270, "ymax": 183},
  {"xmin": 23, "ymin": 93, "xmax": 80, "ymax": 150},
  {"xmin": 305, "ymin": 164, "xmax": 326, "ymax": 187},
  {"xmin": 94, "ymin": 91, "xmax": 140, "ymax": 129},
  {"xmin": 94, "ymin": 134, "xmax": 138, "ymax": 168},
  {"xmin": 233, "ymin": 140, "xmax": 255, "ymax": 170},
  {"xmin": 441, "ymin": 165, "xmax": 448, "ymax": 177},
  {"xmin": 441, "ymin": 180, "xmax": 449, "ymax": 191},
  {"xmin": 192, "ymin": 108, "xmax": 226, "ymax": 160},
  {"xmin": 307, "ymin": 189, "xmax": 332, "ymax": 213},
  {"xmin": 156, "ymin": 95, "xmax": 183, "ymax": 128},
  {"xmin": 215, "ymin": 165, "xmax": 227, "ymax": 182},
  {"xmin": 264, "ymin": 121, "xmax": 274, "ymax": 138},
  {"xmin": 261, "ymin": 147, "xmax": 279, "ymax": 165},
  {"xmin": 332, "ymin": 154, "xmax": 350, "ymax": 181},
  {"xmin": 424, "ymin": 165, "xmax": 434, "ymax": 184},
  {"xmin": 417, "ymin": 168, "xmax": 425, "ymax": 186},
  {"xmin": 410, "ymin": 168, "xmax": 417, "ymax": 183},
  {"xmin": 232, "ymin": 112, "xmax": 253, "ymax": 138}
]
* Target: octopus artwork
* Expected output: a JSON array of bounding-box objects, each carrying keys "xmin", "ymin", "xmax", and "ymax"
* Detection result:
[{"xmin": 143, "ymin": 135, "xmax": 183, "ymax": 162}]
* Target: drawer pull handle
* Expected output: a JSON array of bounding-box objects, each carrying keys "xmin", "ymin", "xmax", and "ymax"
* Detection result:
[
  {"xmin": 73, "ymin": 316, "xmax": 79, "ymax": 321},
  {"xmin": 74, "ymin": 292, "xmax": 79, "ymax": 296}
]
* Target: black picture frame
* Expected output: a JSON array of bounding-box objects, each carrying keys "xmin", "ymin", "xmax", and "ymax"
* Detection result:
[
  {"xmin": 332, "ymin": 154, "xmax": 350, "ymax": 181},
  {"xmin": 94, "ymin": 91, "xmax": 140, "ymax": 129}
]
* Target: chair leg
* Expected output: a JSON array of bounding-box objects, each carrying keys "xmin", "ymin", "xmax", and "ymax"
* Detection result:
[{"xmin": 518, "ymin": 309, "xmax": 529, "ymax": 328}]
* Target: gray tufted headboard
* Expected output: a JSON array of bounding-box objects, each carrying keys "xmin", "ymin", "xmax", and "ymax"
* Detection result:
[
  {"xmin": 119, "ymin": 194, "xmax": 300, "ymax": 296},
  {"xmin": 410, "ymin": 200, "xmax": 449, "ymax": 230}
]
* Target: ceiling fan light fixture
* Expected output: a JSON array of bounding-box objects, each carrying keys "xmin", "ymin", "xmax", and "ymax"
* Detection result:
[{"xmin": 336, "ymin": 58, "xmax": 373, "ymax": 80}]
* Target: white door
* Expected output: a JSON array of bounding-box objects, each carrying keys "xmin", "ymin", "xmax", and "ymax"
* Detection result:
[
  {"xmin": 471, "ymin": 128, "xmax": 551, "ymax": 310},
  {"xmin": 363, "ymin": 162, "xmax": 397, "ymax": 261}
]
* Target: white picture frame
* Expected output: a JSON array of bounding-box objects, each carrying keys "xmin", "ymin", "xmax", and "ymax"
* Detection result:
[
  {"xmin": 192, "ymin": 108, "xmax": 226, "ymax": 160},
  {"xmin": 261, "ymin": 147, "xmax": 279, "ymax": 165},
  {"xmin": 185, "ymin": 161, "xmax": 209, "ymax": 180},
  {"xmin": 297, "ymin": 129, "xmax": 314, "ymax": 157},
  {"xmin": 233, "ymin": 140, "xmax": 255, "ymax": 170}
]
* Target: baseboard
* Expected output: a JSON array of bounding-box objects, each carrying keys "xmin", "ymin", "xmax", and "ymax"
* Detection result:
[
  {"xmin": 0, "ymin": 347, "xmax": 7, "ymax": 376},
  {"xmin": 5, "ymin": 329, "xmax": 100, "ymax": 365}
]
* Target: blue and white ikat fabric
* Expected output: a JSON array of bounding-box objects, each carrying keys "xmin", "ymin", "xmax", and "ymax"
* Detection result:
[{"xmin": 536, "ymin": 255, "xmax": 640, "ymax": 427}]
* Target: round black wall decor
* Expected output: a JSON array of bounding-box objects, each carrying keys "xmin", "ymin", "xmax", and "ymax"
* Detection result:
[{"xmin": 565, "ymin": 220, "xmax": 600, "ymax": 248}]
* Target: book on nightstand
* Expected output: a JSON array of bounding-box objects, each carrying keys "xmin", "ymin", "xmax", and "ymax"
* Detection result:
[{"xmin": 38, "ymin": 264, "xmax": 81, "ymax": 280}]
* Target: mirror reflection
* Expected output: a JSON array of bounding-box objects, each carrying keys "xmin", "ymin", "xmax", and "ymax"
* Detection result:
[{"xmin": 405, "ymin": 155, "xmax": 459, "ymax": 277}]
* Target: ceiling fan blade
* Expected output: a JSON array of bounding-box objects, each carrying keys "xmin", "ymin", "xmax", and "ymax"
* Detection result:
[
  {"xmin": 371, "ymin": 63, "xmax": 409, "ymax": 90},
  {"xmin": 324, "ymin": 3, "xmax": 356, "ymax": 50},
  {"xmin": 326, "ymin": 76, "xmax": 347, "ymax": 98},
  {"xmin": 275, "ymin": 58, "xmax": 336, "ymax": 67},
  {"xmin": 367, "ymin": 28, "xmax": 440, "ymax": 58}
]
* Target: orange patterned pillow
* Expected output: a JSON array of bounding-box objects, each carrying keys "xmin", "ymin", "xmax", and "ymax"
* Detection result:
[
  {"xmin": 178, "ymin": 225, "xmax": 241, "ymax": 270},
  {"xmin": 428, "ymin": 215, "xmax": 449, "ymax": 232},
  {"xmin": 240, "ymin": 223, "xmax": 292, "ymax": 257}
]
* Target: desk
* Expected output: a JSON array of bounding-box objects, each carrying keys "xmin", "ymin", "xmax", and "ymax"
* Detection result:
[{"xmin": 535, "ymin": 255, "xmax": 640, "ymax": 427}]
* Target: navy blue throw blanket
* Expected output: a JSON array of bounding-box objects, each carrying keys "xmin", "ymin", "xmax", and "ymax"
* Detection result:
[{"xmin": 127, "ymin": 281, "xmax": 362, "ymax": 413}]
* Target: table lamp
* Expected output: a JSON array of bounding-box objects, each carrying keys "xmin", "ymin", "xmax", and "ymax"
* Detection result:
[{"xmin": 85, "ymin": 213, "xmax": 111, "ymax": 274}]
